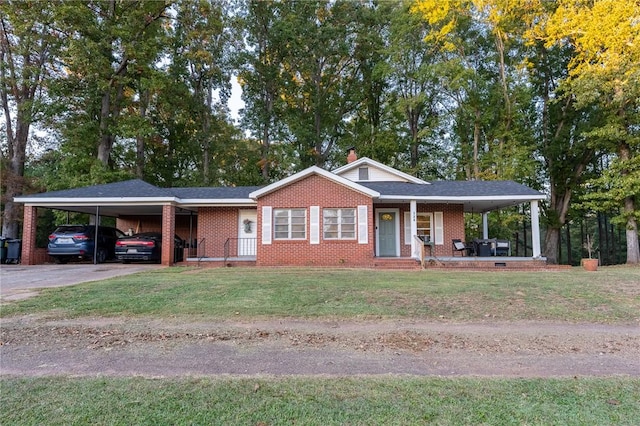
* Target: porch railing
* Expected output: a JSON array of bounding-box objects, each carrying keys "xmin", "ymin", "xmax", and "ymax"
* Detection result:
[
  {"xmin": 414, "ymin": 235, "xmax": 438, "ymax": 268},
  {"xmin": 196, "ymin": 238, "xmax": 206, "ymax": 262},
  {"xmin": 223, "ymin": 238, "xmax": 257, "ymax": 263}
]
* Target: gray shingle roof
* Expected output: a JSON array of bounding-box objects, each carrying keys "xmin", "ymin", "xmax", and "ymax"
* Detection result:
[
  {"xmin": 20, "ymin": 178, "xmax": 542, "ymax": 202},
  {"xmin": 24, "ymin": 179, "xmax": 174, "ymax": 198}
]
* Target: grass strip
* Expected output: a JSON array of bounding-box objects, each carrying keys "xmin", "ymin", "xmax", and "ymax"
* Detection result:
[
  {"xmin": 1, "ymin": 376, "xmax": 638, "ymax": 425},
  {"xmin": 2, "ymin": 267, "xmax": 639, "ymax": 323}
]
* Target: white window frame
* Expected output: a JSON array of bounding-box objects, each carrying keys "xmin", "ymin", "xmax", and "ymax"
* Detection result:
[
  {"xmin": 404, "ymin": 212, "xmax": 433, "ymax": 245},
  {"xmin": 274, "ymin": 208, "xmax": 307, "ymax": 240},
  {"xmin": 358, "ymin": 167, "xmax": 369, "ymax": 180},
  {"xmin": 323, "ymin": 208, "xmax": 356, "ymax": 240}
]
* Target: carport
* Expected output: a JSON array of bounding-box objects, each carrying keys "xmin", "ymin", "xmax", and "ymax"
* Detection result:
[{"xmin": 14, "ymin": 180, "xmax": 191, "ymax": 266}]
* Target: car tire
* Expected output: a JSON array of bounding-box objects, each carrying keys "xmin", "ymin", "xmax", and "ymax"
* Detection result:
[{"xmin": 96, "ymin": 248, "xmax": 107, "ymax": 263}]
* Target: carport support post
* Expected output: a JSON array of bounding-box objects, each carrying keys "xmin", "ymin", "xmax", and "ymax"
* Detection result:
[
  {"xmin": 410, "ymin": 200, "xmax": 418, "ymax": 259},
  {"xmin": 161, "ymin": 204, "xmax": 176, "ymax": 266},
  {"xmin": 93, "ymin": 206, "xmax": 100, "ymax": 264},
  {"xmin": 21, "ymin": 205, "xmax": 38, "ymax": 265},
  {"xmin": 482, "ymin": 212, "xmax": 489, "ymax": 239},
  {"xmin": 531, "ymin": 200, "xmax": 541, "ymax": 258}
]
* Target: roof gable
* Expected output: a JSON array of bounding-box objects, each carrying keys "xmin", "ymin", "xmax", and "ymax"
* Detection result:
[
  {"xmin": 332, "ymin": 157, "xmax": 427, "ymax": 184},
  {"xmin": 249, "ymin": 166, "xmax": 380, "ymax": 199}
]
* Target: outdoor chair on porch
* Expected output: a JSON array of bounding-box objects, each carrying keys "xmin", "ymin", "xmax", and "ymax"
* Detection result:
[
  {"xmin": 495, "ymin": 239, "xmax": 510, "ymax": 256},
  {"xmin": 452, "ymin": 239, "xmax": 466, "ymax": 256}
]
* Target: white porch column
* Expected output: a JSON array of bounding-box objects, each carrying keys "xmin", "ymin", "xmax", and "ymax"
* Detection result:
[
  {"xmin": 482, "ymin": 212, "xmax": 489, "ymax": 239},
  {"xmin": 410, "ymin": 200, "xmax": 418, "ymax": 258},
  {"xmin": 530, "ymin": 200, "xmax": 541, "ymax": 258}
]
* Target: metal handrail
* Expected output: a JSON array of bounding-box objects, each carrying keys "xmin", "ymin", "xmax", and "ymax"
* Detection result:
[
  {"xmin": 224, "ymin": 237, "xmax": 257, "ymax": 263},
  {"xmin": 223, "ymin": 238, "xmax": 230, "ymax": 263},
  {"xmin": 197, "ymin": 238, "xmax": 206, "ymax": 264}
]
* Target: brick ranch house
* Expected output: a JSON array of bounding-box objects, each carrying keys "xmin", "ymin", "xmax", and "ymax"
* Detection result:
[{"xmin": 15, "ymin": 153, "xmax": 546, "ymax": 268}]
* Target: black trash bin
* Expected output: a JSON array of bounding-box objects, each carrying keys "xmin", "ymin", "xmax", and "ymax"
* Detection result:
[
  {"xmin": 6, "ymin": 239, "xmax": 22, "ymax": 264},
  {"xmin": 0, "ymin": 237, "xmax": 7, "ymax": 263},
  {"xmin": 475, "ymin": 240, "xmax": 492, "ymax": 257}
]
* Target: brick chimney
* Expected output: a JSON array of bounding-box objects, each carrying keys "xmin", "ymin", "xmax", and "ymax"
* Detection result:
[{"xmin": 347, "ymin": 147, "xmax": 357, "ymax": 163}]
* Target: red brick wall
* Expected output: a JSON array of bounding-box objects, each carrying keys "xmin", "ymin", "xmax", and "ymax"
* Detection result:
[
  {"xmin": 392, "ymin": 203, "xmax": 465, "ymax": 257},
  {"xmin": 256, "ymin": 174, "xmax": 375, "ymax": 267},
  {"xmin": 116, "ymin": 215, "xmax": 194, "ymax": 242},
  {"xmin": 114, "ymin": 190, "xmax": 465, "ymax": 264},
  {"xmin": 117, "ymin": 209, "xmax": 195, "ymax": 264},
  {"xmin": 118, "ymin": 210, "xmax": 251, "ymax": 259},
  {"xmin": 117, "ymin": 216, "xmax": 161, "ymax": 234},
  {"xmin": 34, "ymin": 248, "xmax": 51, "ymax": 264},
  {"xmin": 20, "ymin": 205, "xmax": 38, "ymax": 265},
  {"xmin": 161, "ymin": 205, "xmax": 176, "ymax": 265},
  {"xmin": 197, "ymin": 207, "xmax": 245, "ymax": 258}
]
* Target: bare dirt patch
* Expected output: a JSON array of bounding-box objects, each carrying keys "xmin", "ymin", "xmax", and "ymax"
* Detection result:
[{"xmin": 1, "ymin": 316, "xmax": 638, "ymax": 378}]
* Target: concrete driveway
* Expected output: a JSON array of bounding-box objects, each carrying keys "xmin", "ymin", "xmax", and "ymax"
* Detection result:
[{"xmin": 0, "ymin": 263, "xmax": 162, "ymax": 301}]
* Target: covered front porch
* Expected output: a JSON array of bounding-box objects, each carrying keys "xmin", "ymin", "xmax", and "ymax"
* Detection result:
[
  {"xmin": 415, "ymin": 253, "xmax": 550, "ymax": 270},
  {"xmin": 369, "ymin": 187, "xmax": 545, "ymax": 267}
]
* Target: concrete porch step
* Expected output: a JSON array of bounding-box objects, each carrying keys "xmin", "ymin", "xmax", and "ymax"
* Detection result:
[{"xmin": 373, "ymin": 258, "xmax": 422, "ymax": 270}]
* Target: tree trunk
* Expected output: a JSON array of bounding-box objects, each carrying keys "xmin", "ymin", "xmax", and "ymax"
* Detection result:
[
  {"xmin": 410, "ymin": 112, "xmax": 419, "ymax": 168},
  {"xmin": 98, "ymin": 91, "xmax": 113, "ymax": 166},
  {"xmin": 202, "ymin": 86, "xmax": 212, "ymax": 185},
  {"xmin": 98, "ymin": 81, "xmax": 124, "ymax": 167},
  {"xmin": 543, "ymin": 185, "xmax": 572, "ymax": 264},
  {"xmin": 624, "ymin": 196, "xmax": 639, "ymax": 264},
  {"xmin": 135, "ymin": 89, "xmax": 149, "ymax": 179},
  {"xmin": 0, "ymin": 10, "xmax": 49, "ymax": 238},
  {"xmin": 495, "ymin": 30, "xmax": 511, "ymax": 172},
  {"xmin": 1, "ymin": 117, "xmax": 29, "ymax": 238},
  {"xmin": 260, "ymin": 87, "xmax": 274, "ymax": 181},
  {"xmin": 473, "ymin": 108, "xmax": 480, "ymax": 179},
  {"xmin": 544, "ymin": 227, "xmax": 560, "ymax": 265},
  {"xmin": 618, "ymin": 141, "xmax": 640, "ymax": 264},
  {"xmin": 566, "ymin": 222, "xmax": 573, "ymax": 265}
]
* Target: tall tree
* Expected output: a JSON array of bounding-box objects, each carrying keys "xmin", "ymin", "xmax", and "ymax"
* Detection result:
[
  {"xmin": 237, "ymin": 0, "xmax": 287, "ymax": 181},
  {"xmin": 1, "ymin": 1, "xmax": 59, "ymax": 237},
  {"xmin": 505, "ymin": 0, "xmax": 599, "ymax": 264},
  {"xmin": 169, "ymin": 0, "xmax": 236, "ymax": 185},
  {"xmin": 383, "ymin": 1, "xmax": 443, "ymax": 174},
  {"xmin": 544, "ymin": 0, "xmax": 640, "ymax": 264},
  {"xmin": 412, "ymin": 0, "xmax": 538, "ymax": 181},
  {"xmin": 277, "ymin": 0, "xmax": 362, "ymax": 168},
  {"xmin": 337, "ymin": 1, "xmax": 399, "ymax": 167},
  {"xmin": 531, "ymin": 43, "xmax": 597, "ymax": 264},
  {"xmin": 52, "ymin": 0, "xmax": 170, "ymax": 182}
]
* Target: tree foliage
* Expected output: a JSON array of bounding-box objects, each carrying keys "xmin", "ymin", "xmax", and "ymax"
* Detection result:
[
  {"xmin": 542, "ymin": 0, "xmax": 640, "ymax": 264},
  {"xmin": 1, "ymin": 1, "xmax": 61, "ymax": 237}
]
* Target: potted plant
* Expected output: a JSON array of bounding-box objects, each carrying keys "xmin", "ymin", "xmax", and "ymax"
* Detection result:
[{"xmin": 582, "ymin": 234, "xmax": 598, "ymax": 271}]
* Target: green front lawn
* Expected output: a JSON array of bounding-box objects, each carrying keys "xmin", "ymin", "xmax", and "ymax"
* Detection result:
[
  {"xmin": 2, "ymin": 266, "xmax": 639, "ymax": 425},
  {"xmin": 2, "ymin": 266, "xmax": 639, "ymax": 323},
  {"xmin": 2, "ymin": 377, "xmax": 639, "ymax": 426}
]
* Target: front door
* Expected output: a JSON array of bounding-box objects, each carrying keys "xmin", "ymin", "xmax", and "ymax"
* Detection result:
[
  {"xmin": 238, "ymin": 210, "xmax": 257, "ymax": 256},
  {"xmin": 377, "ymin": 210, "xmax": 399, "ymax": 257}
]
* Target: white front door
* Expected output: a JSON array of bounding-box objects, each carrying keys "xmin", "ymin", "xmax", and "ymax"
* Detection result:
[{"xmin": 238, "ymin": 210, "xmax": 257, "ymax": 256}]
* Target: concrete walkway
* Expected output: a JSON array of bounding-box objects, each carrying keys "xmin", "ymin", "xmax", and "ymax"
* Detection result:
[{"xmin": 0, "ymin": 263, "xmax": 161, "ymax": 301}]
